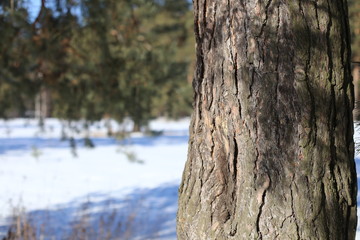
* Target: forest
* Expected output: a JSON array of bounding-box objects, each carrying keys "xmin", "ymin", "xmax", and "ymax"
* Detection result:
[
  {"xmin": 1, "ymin": 0, "xmax": 360, "ymax": 127},
  {"xmin": 0, "ymin": 0, "xmax": 195, "ymax": 131},
  {"xmin": 1, "ymin": 0, "xmax": 360, "ymax": 125}
]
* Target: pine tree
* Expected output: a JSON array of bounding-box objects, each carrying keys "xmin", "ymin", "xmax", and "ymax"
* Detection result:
[{"xmin": 178, "ymin": 0, "xmax": 356, "ymax": 238}]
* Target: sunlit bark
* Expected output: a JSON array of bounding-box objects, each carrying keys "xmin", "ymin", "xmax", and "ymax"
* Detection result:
[{"xmin": 177, "ymin": 0, "xmax": 357, "ymax": 239}]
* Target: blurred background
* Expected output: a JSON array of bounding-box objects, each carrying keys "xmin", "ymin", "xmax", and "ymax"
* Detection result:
[
  {"xmin": 0, "ymin": 0, "xmax": 359, "ymax": 239},
  {"xmin": 0, "ymin": 0, "xmax": 195, "ymax": 126}
]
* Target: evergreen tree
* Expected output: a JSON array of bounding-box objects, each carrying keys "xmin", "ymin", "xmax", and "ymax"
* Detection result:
[
  {"xmin": 0, "ymin": 1, "xmax": 34, "ymax": 118},
  {"xmin": 0, "ymin": 0, "xmax": 195, "ymax": 129},
  {"xmin": 349, "ymin": 0, "xmax": 360, "ymax": 61}
]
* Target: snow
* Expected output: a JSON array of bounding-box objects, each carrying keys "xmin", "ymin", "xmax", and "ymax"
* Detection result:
[
  {"xmin": 0, "ymin": 118, "xmax": 359, "ymax": 239},
  {"xmin": 0, "ymin": 118, "xmax": 189, "ymax": 239}
]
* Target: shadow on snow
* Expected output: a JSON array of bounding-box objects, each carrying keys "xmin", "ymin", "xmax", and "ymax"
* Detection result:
[
  {"xmin": 0, "ymin": 134, "xmax": 189, "ymax": 155},
  {"xmin": 0, "ymin": 183, "xmax": 179, "ymax": 240}
]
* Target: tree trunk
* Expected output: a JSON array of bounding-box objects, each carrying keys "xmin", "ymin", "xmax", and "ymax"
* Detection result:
[
  {"xmin": 353, "ymin": 65, "xmax": 360, "ymax": 120},
  {"xmin": 177, "ymin": 0, "xmax": 357, "ymax": 239}
]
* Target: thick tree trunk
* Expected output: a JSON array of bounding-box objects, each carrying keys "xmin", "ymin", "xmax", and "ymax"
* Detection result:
[{"xmin": 177, "ymin": 0, "xmax": 357, "ymax": 239}]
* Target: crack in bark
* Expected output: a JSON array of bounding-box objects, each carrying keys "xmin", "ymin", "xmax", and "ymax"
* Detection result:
[
  {"xmin": 233, "ymin": 137, "xmax": 238, "ymax": 184},
  {"xmin": 233, "ymin": 52, "xmax": 243, "ymax": 119},
  {"xmin": 280, "ymin": 214, "xmax": 292, "ymax": 229},
  {"xmin": 257, "ymin": 0, "xmax": 273, "ymax": 38},
  {"xmin": 314, "ymin": 0, "xmax": 320, "ymax": 30},
  {"xmin": 234, "ymin": 53, "xmax": 239, "ymax": 95},
  {"xmin": 203, "ymin": 0, "xmax": 207, "ymax": 33},
  {"xmin": 345, "ymin": 205, "xmax": 352, "ymax": 239},
  {"xmin": 275, "ymin": 3, "xmax": 281, "ymax": 147},
  {"xmin": 325, "ymin": 0, "xmax": 334, "ymax": 86},
  {"xmin": 255, "ymin": 173, "xmax": 270, "ymax": 239},
  {"xmin": 325, "ymin": 2, "xmax": 344, "ymax": 237},
  {"xmin": 221, "ymin": 59, "xmax": 225, "ymax": 91},
  {"xmin": 253, "ymin": 111, "xmax": 260, "ymax": 185},
  {"xmin": 207, "ymin": 73, "xmax": 214, "ymax": 111},
  {"xmin": 256, "ymin": 195, "xmax": 266, "ymax": 239},
  {"xmin": 255, "ymin": 0, "xmax": 272, "ymax": 68},
  {"xmin": 208, "ymin": 2, "xmax": 217, "ymax": 50},
  {"xmin": 226, "ymin": 0, "xmax": 240, "ymax": 110},
  {"xmin": 242, "ymin": 0, "xmax": 249, "ymax": 59},
  {"xmin": 229, "ymin": 223, "xmax": 237, "ymax": 236},
  {"xmin": 337, "ymin": 0, "xmax": 354, "ymax": 159},
  {"xmin": 299, "ymin": 0, "xmax": 317, "ymax": 147},
  {"xmin": 194, "ymin": 0, "xmax": 201, "ymax": 41},
  {"xmin": 339, "ymin": 0, "xmax": 352, "ymax": 89},
  {"xmin": 290, "ymin": 181, "xmax": 300, "ymax": 239},
  {"xmin": 193, "ymin": 0, "xmax": 205, "ymax": 134},
  {"xmin": 338, "ymin": 5, "xmax": 357, "ymax": 232},
  {"xmin": 249, "ymin": 67, "xmax": 256, "ymax": 98},
  {"xmin": 336, "ymin": 5, "xmax": 355, "ymax": 217}
]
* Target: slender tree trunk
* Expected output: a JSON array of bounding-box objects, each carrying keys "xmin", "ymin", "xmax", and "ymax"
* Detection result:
[
  {"xmin": 353, "ymin": 65, "xmax": 360, "ymax": 120},
  {"xmin": 35, "ymin": 87, "xmax": 48, "ymax": 127},
  {"xmin": 177, "ymin": 0, "xmax": 357, "ymax": 239}
]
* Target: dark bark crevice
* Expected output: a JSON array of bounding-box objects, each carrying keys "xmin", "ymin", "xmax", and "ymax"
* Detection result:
[
  {"xmin": 275, "ymin": 3, "xmax": 281, "ymax": 147},
  {"xmin": 257, "ymin": 0, "xmax": 273, "ymax": 38},
  {"xmin": 299, "ymin": 0, "xmax": 318, "ymax": 148},
  {"xmin": 321, "ymin": 180, "xmax": 331, "ymax": 238},
  {"xmin": 290, "ymin": 182, "xmax": 300, "ymax": 239},
  {"xmin": 314, "ymin": 0, "xmax": 321, "ymax": 30},
  {"xmin": 255, "ymin": 172, "xmax": 271, "ymax": 239},
  {"xmin": 233, "ymin": 137, "xmax": 238, "ymax": 186}
]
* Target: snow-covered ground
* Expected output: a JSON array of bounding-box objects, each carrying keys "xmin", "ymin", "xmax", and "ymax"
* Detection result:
[
  {"xmin": 0, "ymin": 118, "xmax": 190, "ymax": 239},
  {"xmin": 0, "ymin": 118, "xmax": 359, "ymax": 239}
]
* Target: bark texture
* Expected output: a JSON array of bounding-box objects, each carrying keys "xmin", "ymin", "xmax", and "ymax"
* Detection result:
[{"xmin": 177, "ymin": 0, "xmax": 357, "ymax": 239}]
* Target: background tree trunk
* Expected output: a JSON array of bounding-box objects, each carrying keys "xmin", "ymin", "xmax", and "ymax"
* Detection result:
[
  {"xmin": 353, "ymin": 65, "xmax": 360, "ymax": 119},
  {"xmin": 177, "ymin": 0, "xmax": 357, "ymax": 239}
]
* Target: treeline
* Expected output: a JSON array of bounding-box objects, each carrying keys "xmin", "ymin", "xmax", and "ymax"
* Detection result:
[
  {"xmin": 1, "ymin": 0, "xmax": 360, "ymax": 128},
  {"xmin": 350, "ymin": 0, "xmax": 360, "ymax": 62},
  {"xmin": 0, "ymin": 0, "xmax": 195, "ymax": 129},
  {"xmin": 349, "ymin": 0, "xmax": 360, "ymax": 119}
]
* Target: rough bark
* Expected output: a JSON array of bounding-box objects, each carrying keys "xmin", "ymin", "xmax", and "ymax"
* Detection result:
[{"xmin": 177, "ymin": 0, "xmax": 357, "ymax": 239}]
